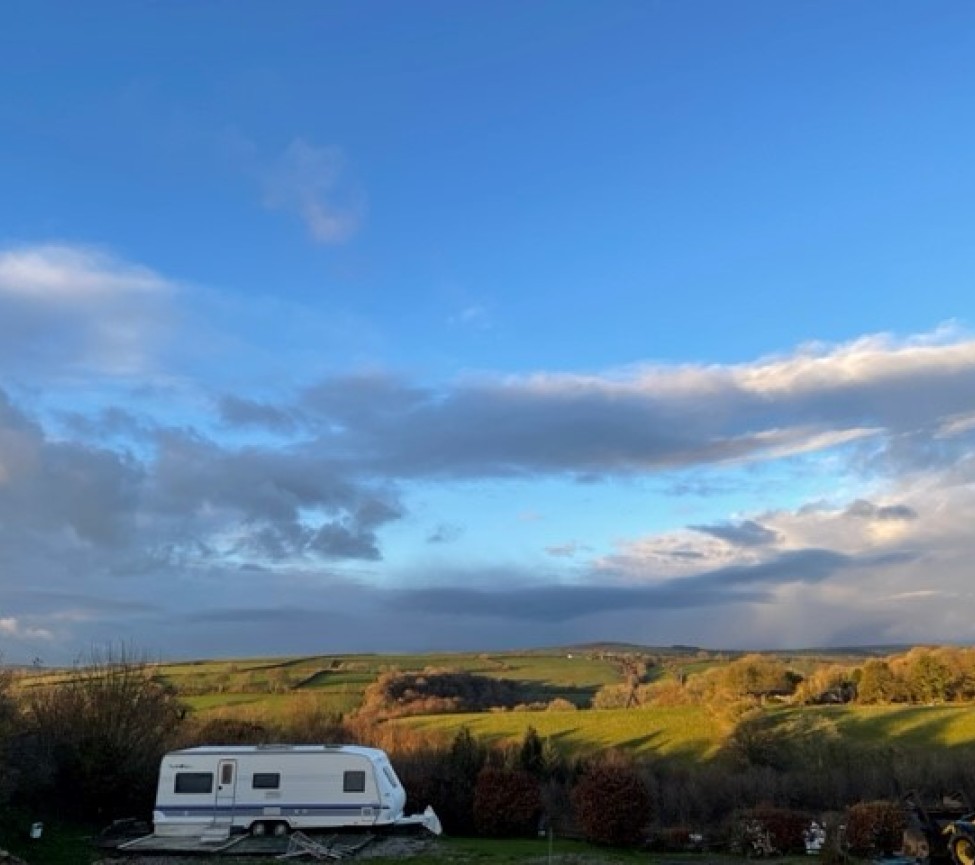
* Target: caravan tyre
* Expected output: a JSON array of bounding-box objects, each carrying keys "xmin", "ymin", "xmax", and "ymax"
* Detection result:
[
  {"xmin": 272, "ymin": 822, "xmax": 290, "ymax": 837},
  {"xmin": 250, "ymin": 822, "xmax": 267, "ymax": 837}
]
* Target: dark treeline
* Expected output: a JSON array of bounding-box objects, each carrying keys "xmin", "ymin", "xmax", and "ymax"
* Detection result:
[{"xmin": 3, "ymin": 646, "xmax": 975, "ymax": 852}]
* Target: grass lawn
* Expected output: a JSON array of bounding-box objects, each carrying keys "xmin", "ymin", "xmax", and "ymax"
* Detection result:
[
  {"xmin": 0, "ymin": 824, "xmax": 813, "ymax": 865},
  {"xmin": 0, "ymin": 812, "xmax": 99, "ymax": 865},
  {"xmin": 429, "ymin": 837, "xmax": 816, "ymax": 865}
]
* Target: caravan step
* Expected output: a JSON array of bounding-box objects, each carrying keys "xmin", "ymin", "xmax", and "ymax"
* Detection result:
[{"xmin": 200, "ymin": 824, "xmax": 232, "ymax": 844}]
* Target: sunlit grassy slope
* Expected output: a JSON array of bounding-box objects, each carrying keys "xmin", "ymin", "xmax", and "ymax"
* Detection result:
[
  {"xmin": 398, "ymin": 706, "xmax": 723, "ymax": 760},
  {"xmin": 394, "ymin": 703, "xmax": 975, "ymax": 759},
  {"xmin": 802, "ymin": 704, "xmax": 975, "ymax": 747}
]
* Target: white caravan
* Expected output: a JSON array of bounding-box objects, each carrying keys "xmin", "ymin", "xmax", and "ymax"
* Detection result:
[{"xmin": 152, "ymin": 744, "xmax": 440, "ymax": 838}]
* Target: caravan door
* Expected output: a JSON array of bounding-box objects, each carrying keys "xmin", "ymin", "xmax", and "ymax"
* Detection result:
[{"xmin": 215, "ymin": 759, "xmax": 238, "ymax": 816}]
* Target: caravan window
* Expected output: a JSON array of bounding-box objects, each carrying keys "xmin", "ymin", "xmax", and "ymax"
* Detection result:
[
  {"xmin": 382, "ymin": 766, "xmax": 399, "ymax": 788},
  {"xmin": 174, "ymin": 772, "xmax": 214, "ymax": 794},
  {"xmin": 343, "ymin": 770, "xmax": 366, "ymax": 793},
  {"xmin": 253, "ymin": 773, "xmax": 281, "ymax": 789}
]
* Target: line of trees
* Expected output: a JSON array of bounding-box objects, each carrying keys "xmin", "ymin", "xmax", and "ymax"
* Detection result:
[
  {"xmin": 594, "ymin": 646, "xmax": 975, "ymax": 709},
  {"xmin": 356, "ymin": 669, "xmax": 579, "ymax": 719}
]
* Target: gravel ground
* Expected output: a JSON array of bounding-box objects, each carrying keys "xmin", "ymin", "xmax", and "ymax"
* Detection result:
[{"xmin": 91, "ymin": 833, "xmax": 440, "ymax": 865}]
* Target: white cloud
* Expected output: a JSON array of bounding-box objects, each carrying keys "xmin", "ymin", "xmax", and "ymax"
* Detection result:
[
  {"xmin": 0, "ymin": 243, "xmax": 177, "ymax": 377},
  {"xmin": 449, "ymin": 304, "xmax": 493, "ymax": 331},
  {"xmin": 0, "ymin": 616, "xmax": 54, "ymax": 641},
  {"xmin": 567, "ymin": 461, "xmax": 975, "ymax": 647},
  {"xmin": 0, "ymin": 244, "xmax": 169, "ymax": 302},
  {"xmin": 263, "ymin": 138, "xmax": 365, "ymax": 244}
]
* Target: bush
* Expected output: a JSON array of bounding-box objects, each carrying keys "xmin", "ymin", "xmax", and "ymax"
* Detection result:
[
  {"xmin": 0, "ymin": 663, "xmax": 17, "ymax": 807},
  {"xmin": 591, "ymin": 684, "xmax": 634, "ymax": 709},
  {"xmin": 23, "ymin": 645, "xmax": 185, "ymax": 821},
  {"xmin": 845, "ymin": 800, "xmax": 907, "ymax": 856},
  {"xmin": 650, "ymin": 825, "xmax": 703, "ymax": 852},
  {"xmin": 730, "ymin": 805, "xmax": 811, "ymax": 855},
  {"xmin": 473, "ymin": 768, "xmax": 542, "ymax": 836},
  {"xmin": 571, "ymin": 756, "xmax": 651, "ymax": 846},
  {"xmin": 399, "ymin": 728, "xmax": 487, "ymax": 836},
  {"xmin": 179, "ymin": 716, "xmax": 271, "ymax": 745},
  {"xmin": 358, "ymin": 670, "xmax": 527, "ymax": 718},
  {"xmin": 278, "ymin": 696, "xmax": 347, "ymax": 744}
]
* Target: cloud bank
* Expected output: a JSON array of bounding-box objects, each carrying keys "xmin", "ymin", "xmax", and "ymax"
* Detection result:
[{"xmin": 3, "ymin": 246, "xmax": 975, "ymax": 660}]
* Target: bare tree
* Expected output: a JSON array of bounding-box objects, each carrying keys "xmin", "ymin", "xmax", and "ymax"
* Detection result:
[{"xmin": 23, "ymin": 643, "xmax": 186, "ymax": 820}]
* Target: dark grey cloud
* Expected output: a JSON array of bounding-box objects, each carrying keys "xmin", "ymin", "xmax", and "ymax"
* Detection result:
[
  {"xmin": 56, "ymin": 406, "xmax": 150, "ymax": 442},
  {"xmin": 148, "ymin": 428, "xmax": 402, "ymax": 561},
  {"xmin": 217, "ymin": 395, "xmax": 299, "ymax": 434},
  {"xmin": 393, "ymin": 548, "xmax": 869, "ymax": 622},
  {"xmin": 845, "ymin": 499, "xmax": 918, "ymax": 521},
  {"xmin": 692, "ymin": 519, "xmax": 779, "ymax": 547},
  {"xmin": 0, "ymin": 391, "xmax": 143, "ymax": 548},
  {"xmin": 188, "ymin": 606, "xmax": 320, "ymax": 625},
  {"xmin": 308, "ymin": 500, "xmax": 402, "ymax": 561},
  {"xmin": 301, "ymin": 373, "xmax": 428, "ymax": 432},
  {"xmin": 306, "ymin": 376, "xmax": 710, "ymax": 477},
  {"xmin": 0, "ymin": 588, "xmax": 159, "ymax": 616},
  {"xmin": 0, "ymin": 388, "xmax": 403, "ymax": 580},
  {"xmin": 280, "ymin": 343, "xmax": 975, "ymax": 480}
]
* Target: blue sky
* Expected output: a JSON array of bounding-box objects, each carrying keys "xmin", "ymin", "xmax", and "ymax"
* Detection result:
[{"xmin": 2, "ymin": 2, "xmax": 975, "ymax": 662}]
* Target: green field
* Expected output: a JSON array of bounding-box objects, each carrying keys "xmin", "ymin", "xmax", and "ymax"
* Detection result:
[
  {"xmin": 10, "ymin": 649, "xmax": 629, "ymax": 727},
  {"xmin": 804, "ymin": 703, "xmax": 975, "ymax": 746},
  {"xmin": 395, "ymin": 702, "xmax": 975, "ymax": 759},
  {"xmin": 399, "ymin": 705, "xmax": 722, "ymax": 759},
  {"xmin": 18, "ymin": 647, "xmax": 975, "ymax": 760},
  {"xmin": 145, "ymin": 650, "xmax": 626, "ymax": 717}
]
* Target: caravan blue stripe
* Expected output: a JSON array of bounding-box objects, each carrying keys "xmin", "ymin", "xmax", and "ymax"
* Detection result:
[{"xmin": 158, "ymin": 803, "xmax": 385, "ymax": 816}]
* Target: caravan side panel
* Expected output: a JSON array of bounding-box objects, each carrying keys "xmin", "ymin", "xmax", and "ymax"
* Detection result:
[
  {"xmin": 152, "ymin": 746, "xmax": 408, "ymax": 837},
  {"xmin": 153, "ymin": 754, "xmax": 224, "ymax": 837}
]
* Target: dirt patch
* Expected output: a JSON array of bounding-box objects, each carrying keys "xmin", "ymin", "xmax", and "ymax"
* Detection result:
[{"xmin": 359, "ymin": 835, "xmax": 440, "ymax": 858}]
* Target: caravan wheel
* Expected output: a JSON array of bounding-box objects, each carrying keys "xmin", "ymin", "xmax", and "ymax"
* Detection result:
[
  {"xmin": 250, "ymin": 822, "xmax": 267, "ymax": 836},
  {"xmin": 272, "ymin": 822, "xmax": 290, "ymax": 837}
]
